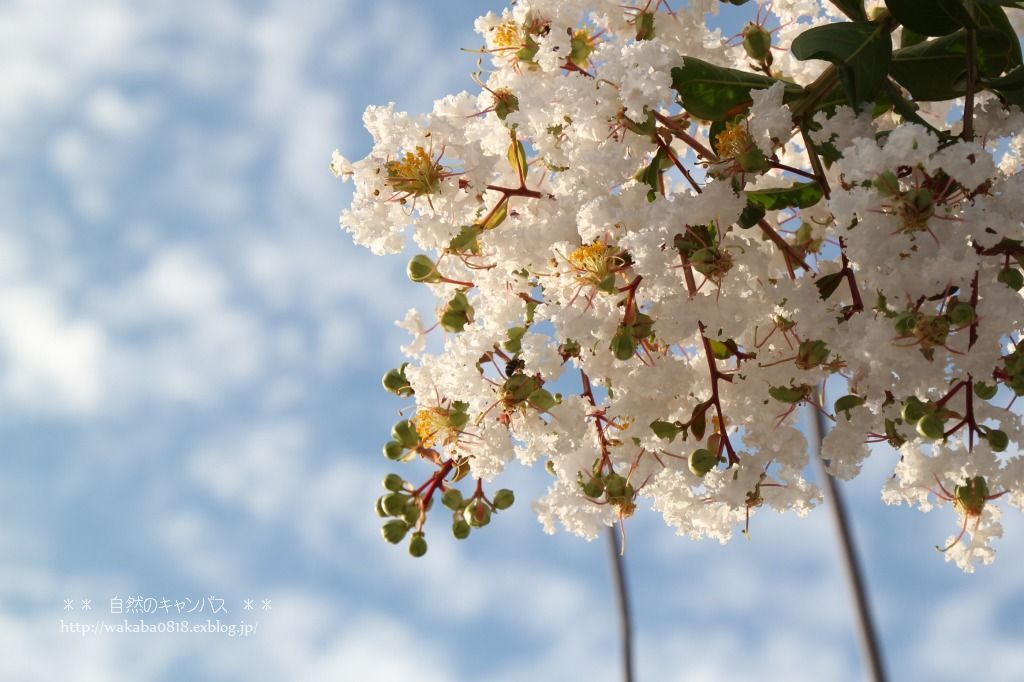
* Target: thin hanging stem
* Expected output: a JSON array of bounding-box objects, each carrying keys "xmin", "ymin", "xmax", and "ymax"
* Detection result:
[
  {"xmin": 606, "ymin": 526, "xmax": 635, "ymax": 682},
  {"xmin": 806, "ymin": 401, "xmax": 888, "ymax": 682}
]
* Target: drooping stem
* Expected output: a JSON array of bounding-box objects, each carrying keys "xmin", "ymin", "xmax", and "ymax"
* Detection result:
[
  {"xmin": 806, "ymin": 400, "xmax": 888, "ymax": 682},
  {"xmin": 606, "ymin": 526, "xmax": 635, "ymax": 682},
  {"xmin": 963, "ymin": 27, "xmax": 978, "ymax": 141}
]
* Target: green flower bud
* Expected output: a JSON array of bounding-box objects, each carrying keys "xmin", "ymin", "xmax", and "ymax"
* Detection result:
[
  {"xmin": 382, "ymin": 492, "xmax": 409, "ymax": 516},
  {"xmin": 402, "ymin": 500, "xmax": 422, "ymax": 526},
  {"xmin": 916, "ymin": 413, "xmax": 945, "ymax": 440},
  {"xmin": 985, "ymin": 429, "xmax": 1009, "ymax": 452},
  {"xmin": 947, "ymin": 302, "xmax": 976, "ymax": 326},
  {"xmin": 407, "ymin": 254, "xmax": 442, "ymax": 283},
  {"xmin": 492, "ymin": 489, "xmax": 515, "ymax": 510},
  {"xmin": 375, "ymin": 496, "xmax": 389, "ymax": 518},
  {"xmin": 408, "ymin": 532, "xmax": 428, "ymax": 557},
  {"xmin": 737, "ymin": 146, "xmax": 769, "ymax": 173},
  {"xmin": 441, "ymin": 488, "xmax": 464, "ymax": 511},
  {"xmin": 611, "ymin": 325, "xmax": 637, "ymax": 361},
  {"xmin": 452, "ymin": 519, "xmax": 471, "ymax": 539},
  {"xmin": 383, "ymin": 473, "xmax": 405, "ymax": 492},
  {"xmin": 604, "ymin": 472, "xmax": 627, "ymax": 498},
  {"xmin": 391, "ymin": 420, "xmax": 420, "ymax": 449},
  {"xmin": 382, "ymin": 364, "xmax": 414, "ymax": 397},
  {"xmin": 954, "ymin": 476, "xmax": 989, "ymax": 515},
  {"xmin": 383, "ymin": 440, "xmax": 405, "ymax": 460},
  {"xmin": 901, "ymin": 397, "xmax": 926, "ymax": 424},
  {"xmin": 742, "ymin": 23, "xmax": 772, "ymax": 61},
  {"xmin": 463, "ymin": 499, "xmax": 492, "ymax": 527},
  {"xmin": 582, "ymin": 476, "xmax": 604, "ymax": 498},
  {"xmin": 998, "ymin": 267, "xmax": 1024, "ymax": 290},
  {"xmin": 974, "ymin": 382, "xmax": 998, "ymax": 400},
  {"xmin": 689, "ymin": 448, "xmax": 720, "ymax": 477},
  {"xmin": 381, "ymin": 520, "xmax": 409, "ymax": 544}
]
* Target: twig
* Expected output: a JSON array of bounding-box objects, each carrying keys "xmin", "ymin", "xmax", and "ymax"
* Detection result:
[
  {"xmin": 606, "ymin": 526, "xmax": 635, "ymax": 682},
  {"xmin": 806, "ymin": 399, "xmax": 888, "ymax": 682}
]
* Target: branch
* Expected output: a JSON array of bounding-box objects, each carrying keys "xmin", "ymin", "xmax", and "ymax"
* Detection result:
[
  {"xmin": 806, "ymin": 400, "xmax": 889, "ymax": 682},
  {"xmin": 606, "ymin": 526, "xmax": 635, "ymax": 682}
]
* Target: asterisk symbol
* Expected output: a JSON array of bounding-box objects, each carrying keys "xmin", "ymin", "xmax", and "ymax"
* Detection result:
[
  {"xmin": 261, "ymin": 599, "xmax": 272, "ymax": 611},
  {"xmin": 81, "ymin": 599, "xmax": 92, "ymax": 611},
  {"xmin": 63, "ymin": 599, "xmax": 74, "ymax": 611},
  {"xmin": 243, "ymin": 599, "xmax": 254, "ymax": 611}
]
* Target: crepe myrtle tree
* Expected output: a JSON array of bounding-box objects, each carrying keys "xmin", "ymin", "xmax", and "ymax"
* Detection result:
[{"xmin": 332, "ymin": 0, "xmax": 1024, "ymax": 576}]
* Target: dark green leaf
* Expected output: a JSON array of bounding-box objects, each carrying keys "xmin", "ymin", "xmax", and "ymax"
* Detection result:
[
  {"xmin": 829, "ymin": 0, "xmax": 868, "ymax": 21},
  {"xmin": 890, "ymin": 28, "xmax": 1015, "ymax": 100},
  {"xmin": 671, "ymin": 58, "xmax": 804, "ymax": 120},
  {"xmin": 791, "ymin": 22, "xmax": 893, "ymax": 106},
  {"xmin": 737, "ymin": 202, "xmax": 766, "ymax": 229},
  {"xmin": 815, "ymin": 272, "xmax": 846, "ymax": 300},
  {"xmin": 884, "ymin": 0, "xmax": 973, "ymax": 37},
  {"xmin": 650, "ymin": 420, "xmax": 684, "ymax": 441},
  {"xmin": 746, "ymin": 181, "xmax": 825, "ymax": 211}
]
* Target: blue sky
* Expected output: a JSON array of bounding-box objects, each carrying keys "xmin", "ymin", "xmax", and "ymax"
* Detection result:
[{"xmin": 1, "ymin": 1, "xmax": 1022, "ymax": 680}]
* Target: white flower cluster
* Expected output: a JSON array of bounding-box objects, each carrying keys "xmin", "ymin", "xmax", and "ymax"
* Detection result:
[{"xmin": 333, "ymin": 0, "xmax": 1024, "ymax": 570}]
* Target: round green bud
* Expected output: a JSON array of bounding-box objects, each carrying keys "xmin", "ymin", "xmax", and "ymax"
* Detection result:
[
  {"xmin": 383, "ymin": 440, "xmax": 405, "ymax": 460},
  {"xmin": 974, "ymin": 382, "xmax": 998, "ymax": 400},
  {"xmin": 688, "ymin": 448, "xmax": 720, "ymax": 477},
  {"xmin": 441, "ymin": 488, "xmax": 464, "ymax": 511},
  {"xmin": 383, "ymin": 473, "xmax": 405, "ymax": 492},
  {"xmin": 382, "ymin": 492, "xmax": 408, "ymax": 517},
  {"xmin": 402, "ymin": 501, "xmax": 422, "ymax": 526},
  {"xmin": 492, "ymin": 489, "xmax": 515, "ymax": 510},
  {"xmin": 901, "ymin": 397, "xmax": 926, "ymax": 424},
  {"xmin": 998, "ymin": 267, "xmax": 1024, "ymax": 291},
  {"xmin": 742, "ymin": 23, "xmax": 772, "ymax": 61},
  {"xmin": 947, "ymin": 302, "xmax": 976, "ymax": 326},
  {"xmin": 391, "ymin": 420, "xmax": 420, "ymax": 449},
  {"xmin": 916, "ymin": 413, "xmax": 945, "ymax": 440},
  {"xmin": 407, "ymin": 254, "xmax": 441, "ymax": 283},
  {"xmin": 610, "ymin": 326, "xmax": 637, "ymax": 361},
  {"xmin": 408, "ymin": 532, "xmax": 428, "ymax": 557},
  {"xmin": 463, "ymin": 500, "xmax": 492, "ymax": 527},
  {"xmin": 604, "ymin": 472, "xmax": 627, "ymax": 498},
  {"xmin": 381, "ymin": 520, "xmax": 409, "ymax": 545},
  {"xmin": 737, "ymin": 147, "xmax": 769, "ymax": 173},
  {"xmin": 985, "ymin": 429, "xmax": 1009, "ymax": 452},
  {"xmin": 375, "ymin": 496, "xmax": 389, "ymax": 518},
  {"xmin": 582, "ymin": 477, "xmax": 604, "ymax": 498},
  {"xmin": 382, "ymin": 365, "xmax": 414, "ymax": 397},
  {"xmin": 452, "ymin": 519, "xmax": 471, "ymax": 540}
]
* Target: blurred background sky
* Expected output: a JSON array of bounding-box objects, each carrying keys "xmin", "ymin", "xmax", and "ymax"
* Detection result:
[{"xmin": 1, "ymin": 1, "xmax": 1022, "ymax": 680}]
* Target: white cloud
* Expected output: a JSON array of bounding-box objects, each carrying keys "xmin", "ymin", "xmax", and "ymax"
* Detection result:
[{"xmin": 188, "ymin": 420, "xmax": 309, "ymax": 520}]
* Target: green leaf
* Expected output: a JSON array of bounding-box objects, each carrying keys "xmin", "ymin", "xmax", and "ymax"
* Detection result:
[
  {"xmin": 829, "ymin": 0, "xmax": 868, "ymax": 21},
  {"xmin": 890, "ymin": 29, "xmax": 1016, "ymax": 101},
  {"xmin": 671, "ymin": 58, "xmax": 804, "ymax": 120},
  {"xmin": 737, "ymin": 202, "xmax": 767, "ymax": 229},
  {"xmin": 834, "ymin": 394, "xmax": 866, "ymax": 419},
  {"xmin": 815, "ymin": 271, "xmax": 846, "ymax": 300},
  {"xmin": 746, "ymin": 182, "xmax": 825, "ymax": 211},
  {"xmin": 976, "ymin": 2, "xmax": 1023, "ymax": 70},
  {"xmin": 791, "ymin": 21, "xmax": 893, "ymax": 107},
  {"xmin": 769, "ymin": 385, "xmax": 809, "ymax": 404},
  {"xmin": 884, "ymin": 0, "xmax": 973, "ymax": 37},
  {"xmin": 650, "ymin": 420, "xmax": 683, "ymax": 441}
]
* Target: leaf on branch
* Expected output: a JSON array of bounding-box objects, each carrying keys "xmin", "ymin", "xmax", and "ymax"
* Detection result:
[
  {"xmin": 890, "ymin": 28, "xmax": 1016, "ymax": 101},
  {"xmin": 746, "ymin": 182, "xmax": 825, "ymax": 211},
  {"xmin": 671, "ymin": 58, "xmax": 804, "ymax": 120},
  {"xmin": 884, "ymin": 0, "xmax": 974, "ymax": 37},
  {"xmin": 791, "ymin": 21, "xmax": 893, "ymax": 108}
]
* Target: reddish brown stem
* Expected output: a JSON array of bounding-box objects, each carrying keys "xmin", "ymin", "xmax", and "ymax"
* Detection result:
[{"xmin": 699, "ymin": 323, "xmax": 739, "ymax": 466}]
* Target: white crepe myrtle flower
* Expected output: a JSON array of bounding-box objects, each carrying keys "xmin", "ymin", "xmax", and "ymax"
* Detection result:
[{"xmin": 336, "ymin": 0, "xmax": 1024, "ymax": 570}]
